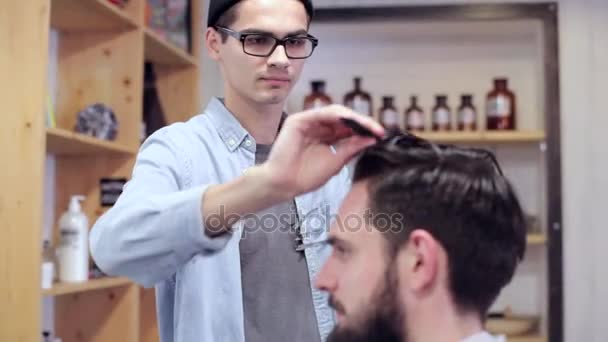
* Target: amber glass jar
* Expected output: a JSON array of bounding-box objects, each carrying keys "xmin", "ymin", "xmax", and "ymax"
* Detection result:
[
  {"xmin": 405, "ymin": 95, "xmax": 425, "ymax": 132},
  {"xmin": 457, "ymin": 94, "xmax": 477, "ymax": 131},
  {"xmin": 379, "ymin": 96, "xmax": 401, "ymax": 135},
  {"xmin": 343, "ymin": 77, "xmax": 373, "ymax": 116},
  {"xmin": 303, "ymin": 80, "xmax": 332, "ymax": 110},
  {"xmin": 432, "ymin": 95, "xmax": 452, "ymax": 131},
  {"xmin": 486, "ymin": 78, "xmax": 516, "ymax": 130}
]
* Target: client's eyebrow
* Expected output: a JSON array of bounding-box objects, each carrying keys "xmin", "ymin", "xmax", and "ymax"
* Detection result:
[
  {"xmin": 326, "ymin": 236, "xmax": 352, "ymax": 249},
  {"xmin": 241, "ymin": 28, "xmax": 309, "ymax": 37}
]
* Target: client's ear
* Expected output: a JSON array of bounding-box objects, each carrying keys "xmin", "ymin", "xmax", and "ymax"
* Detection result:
[{"xmin": 399, "ymin": 229, "xmax": 441, "ymax": 292}]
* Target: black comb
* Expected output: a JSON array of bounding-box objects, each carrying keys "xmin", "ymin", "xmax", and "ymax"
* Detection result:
[{"xmin": 340, "ymin": 117, "xmax": 382, "ymax": 142}]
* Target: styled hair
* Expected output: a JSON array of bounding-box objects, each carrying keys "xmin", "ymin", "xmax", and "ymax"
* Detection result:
[
  {"xmin": 353, "ymin": 135, "xmax": 527, "ymax": 318},
  {"xmin": 215, "ymin": 0, "xmax": 313, "ymax": 43}
]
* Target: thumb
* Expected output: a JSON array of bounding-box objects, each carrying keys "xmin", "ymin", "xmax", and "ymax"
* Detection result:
[{"xmin": 334, "ymin": 136, "xmax": 376, "ymax": 164}]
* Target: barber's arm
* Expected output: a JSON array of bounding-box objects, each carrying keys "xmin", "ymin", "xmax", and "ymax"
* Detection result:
[
  {"xmin": 201, "ymin": 105, "xmax": 384, "ymax": 236},
  {"xmin": 89, "ymin": 128, "xmax": 229, "ymax": 287},
  {"xmin": 90, "ymin": 105, "xmax": 382, "ymax": 287}
]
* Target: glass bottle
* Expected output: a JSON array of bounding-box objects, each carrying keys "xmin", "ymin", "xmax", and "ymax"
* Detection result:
[
  {"xmin": 404, "ymin": 95, "xmax": 425, "ymax": 132},
  {"xmin": 457, "ymin": 94, "xmax": 477, "ymax": 131},
  {"xmin": 486, "ymin": 78, "xmax": 516, "ymax": 130},
  {"xmin": 379, "ymin": 96, "xmax": 401, "ymax": 135},
  {"xmin": 303, "ymin": 80, "xmax": 332, "ymax": 110},
  {"xmin": 432, "ymin": 95, "xmax": 452, "ymax": 131},
  {"xmin": 343, "ymin": 77, "xmax": 373, "ymax": 116}
]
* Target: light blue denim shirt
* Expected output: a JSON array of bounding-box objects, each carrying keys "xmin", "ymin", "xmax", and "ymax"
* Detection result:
[{"xmin": 90, "ymin": 97, "xmax": 350, "ymax": 342}]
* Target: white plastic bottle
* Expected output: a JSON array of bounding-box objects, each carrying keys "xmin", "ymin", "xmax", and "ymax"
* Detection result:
[{"xmin": 57, "ymin": 195, "xmax": 89, "ymax": 282}]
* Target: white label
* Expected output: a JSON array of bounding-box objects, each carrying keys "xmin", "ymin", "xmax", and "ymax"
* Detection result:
[
  {"xmin": 382, "ymin": 109, "xmax": 399, "ymax": 126},
  {"xmin": 407, "ymin": 110, "xmax": 424, "ymax": 128},
  {"xmin": 313, "ymin": 98, "xmax": 327, "ymax": 109},
  {"xmin": 487, "ymin": 95, "xmax": 510, "ymax": 117},
  {"xmin": 41, "ymin": 262, "xmax": 54, "ymax": 289},
  {"xmin": 353, "ymin": 96, "xmax": 371, "ymax": 116},
  {"xmin": 459, "ymin": 108, "xmax": 476, "ymax": 124},
  {"xmin": 433, "ymin": 108, "xmax": 450, "ymax": 125}
]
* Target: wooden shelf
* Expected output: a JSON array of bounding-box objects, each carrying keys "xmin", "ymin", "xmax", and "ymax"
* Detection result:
[
  {"xmin": 415, "ymin": 130, "xmax": 546, "ymax": 144},
  {"xmin": 46, "ymin": 127, "xmax": 138, "ymax": 156},
  {"xmin": 508, "ymin": 335, "xmax": 546, "ymax": 342},
  {"xmin": 144, "ymin": 28, "xmax": 198, "ymax": 66},
  {"xmin": 50, "ymin": 0, "xmax": 138, "ymax": 31},
  {"xmin": 527, "ymin": 233, "xmax": 547, "ymax": 245},
  {"xmin": 42, "ymin": 277, "xmax": 133, "ymax": 296}
]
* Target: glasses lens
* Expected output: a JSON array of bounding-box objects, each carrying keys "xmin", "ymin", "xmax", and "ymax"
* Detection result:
[
  {"xmin": 243, "ymin": 35, "xmax": 277, "ymax": 56},
  {"xmin": 284, "ymin": 37, "xmax": 314, "ymax": 58}
]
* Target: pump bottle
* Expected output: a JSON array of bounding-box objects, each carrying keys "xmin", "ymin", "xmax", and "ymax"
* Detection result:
[{"xmin": 57, "ymin": 195, "xmax": 89, "ymax": 282}]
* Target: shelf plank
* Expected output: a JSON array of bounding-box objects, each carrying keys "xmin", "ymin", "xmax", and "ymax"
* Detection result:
[
  {"xmin": 527, "ymin": 233, "xmax": 547, "ymax": 245},
  {"xmin": 42, "ymin": 277, "xmax": 133, "ymax": 296},
  {"xmin": 144, "ymin": 27, "xmax": 198, "ymax": 66},
  {"xmin": 507, "ymin": 335, "xmax": 546, "ymax": 342},
  {"xmin": 50, "ymin": 0, "xmax": 138, "ymax": 31},
  {"xmin": 46, "ymin": 127, "xmax": 138, "ymax": 156},
  {"xmin": 415, "ymin": 130, "xmax": 546, "ymax": 144}
]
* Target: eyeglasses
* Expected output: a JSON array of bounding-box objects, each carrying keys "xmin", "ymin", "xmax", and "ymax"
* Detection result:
[{"xmin": 215, "ymin": 26, "xmax": 319, "ymax": 59}]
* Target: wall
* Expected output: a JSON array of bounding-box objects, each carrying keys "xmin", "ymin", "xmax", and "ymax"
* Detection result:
[{"xmin": 198, "ymin": 0, "xmax": 608, "ymax": 341}]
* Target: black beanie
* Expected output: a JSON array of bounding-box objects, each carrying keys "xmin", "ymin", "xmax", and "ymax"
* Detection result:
[{"xmin": 207, "ymin": 0, "xmax": 314, "ymax": 27}]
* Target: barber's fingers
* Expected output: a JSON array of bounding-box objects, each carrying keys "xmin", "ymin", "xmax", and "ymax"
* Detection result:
[
  {"xmin": 333, "ymin": 135, "xmax": 377, "ymax": 164},
  {"xmin": 290, "ymin": 105, "xmax": 385, "ymax": 139}
]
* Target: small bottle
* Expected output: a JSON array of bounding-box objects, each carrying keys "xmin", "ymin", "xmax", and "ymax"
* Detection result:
[
  {"xmin": 457, "ymin": 94, "xmax": 477, "ymax": 131},
  {"xmin": 432, "ymin": 95, "xmax": 452, "ymax": 131},
  {"xmin": 41, "ymin": 240, "xmax": 56, "ymax": 289},
  {"xmin": 404, "ymin": 95, "xmax": 425, "ymax": 132},
  {"xmin": 379, "ymin": 96, "xmax": 401, "ymax": 135},
  {"xmin": 343, "ymin": 77, "xmax": 373, "ymax": 116},
  {"xmin": 57, "ymin": 195, "xmax": 89, "ymax": 283},
  {"xmin": 303, "ymin": 80, "xmax": 332, "ymax": 110},
  {"xmin": 486, "ymin": 78, "xmax": 516, "ymax": 130}
]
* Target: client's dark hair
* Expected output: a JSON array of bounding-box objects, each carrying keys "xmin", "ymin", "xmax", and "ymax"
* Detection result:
[{"xmin": 353, "ymin": 135, "xmax": 527, "ymax": 319}]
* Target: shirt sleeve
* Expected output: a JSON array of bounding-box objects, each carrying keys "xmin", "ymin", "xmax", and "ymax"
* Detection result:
[{"xmin": 89, "ymin": 128, "xmax": 231, "ymax": 288}]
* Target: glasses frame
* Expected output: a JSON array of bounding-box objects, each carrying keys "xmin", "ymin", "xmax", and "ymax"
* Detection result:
[{"xmin": 214, "ymin": 26, "xmax": 319, "ymax": 59}]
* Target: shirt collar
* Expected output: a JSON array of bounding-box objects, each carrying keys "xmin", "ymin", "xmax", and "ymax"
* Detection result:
[{"xmin": 205, "ymin": 97, "xmax": 287, "ymax": 153}]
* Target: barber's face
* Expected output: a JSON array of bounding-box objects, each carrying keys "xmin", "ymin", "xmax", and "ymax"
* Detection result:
[
  {"xmin": 316, "ymin": 182, "xmax": 406, "ymax": 342},
  {"xmin": 207, "ymin": 0, "xmax": 309, "ymax": 105}
]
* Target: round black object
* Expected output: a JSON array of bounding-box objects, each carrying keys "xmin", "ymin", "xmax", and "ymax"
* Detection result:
[
  {"xmin": 74, "ymin": 103, "xmax": 119, "ymax": 141},
  {"xmin": 207, "ymin": 0, "xmax": 314, "ymax": 28}
]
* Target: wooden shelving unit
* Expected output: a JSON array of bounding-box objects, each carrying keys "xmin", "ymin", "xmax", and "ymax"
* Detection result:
[
  {"xmin": 50, "ymin": 0, "xmax": 139, "ymax": 31},
  {"xmin": 46, "ymin": 128, "xmax": 138, "ymax": 156},
  {"xmin": 0, "ymin": 1, "xmax": 202, "ymax": 341},
  {"xmin": 509, "ymin": 335, "xmax": 546, "ymax": 342},
  {"xmin": 416, "ymin": 130, "xmax": 546, "ymax": 144},
  {"xmin": 42, "ymin": 277, "xmax": 132, "ymax": 296},
  {"xmin": 527, "ymin": 233, "xmax": 548, "ymax": 245},
  {"xmin": 144, "ymin": 28, "xmax": 199, "ymax": 66}
]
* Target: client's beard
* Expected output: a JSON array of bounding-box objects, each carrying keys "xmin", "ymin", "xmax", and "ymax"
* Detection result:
[{"xmin": 327, "ymin": 262, "xmax": 406, "ymax": 342}]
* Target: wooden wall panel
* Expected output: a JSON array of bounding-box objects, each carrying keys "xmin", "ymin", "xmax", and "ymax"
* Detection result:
[
  {"xmin": 0, "ymin": 1, "xmax": 50, "ymax": 341},
  {"xmin": 55, "ymin": 284, "xmax": 140, "ymax": 342}
]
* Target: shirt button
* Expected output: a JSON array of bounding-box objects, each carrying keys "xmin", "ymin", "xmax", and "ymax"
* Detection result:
[
  {"xmin": 228, "ymin": 139, "xmax": 236, "ymax": 146},
  {"xmin": 245, "ymin": 139, "xmax": 252, "ymax": 147}
]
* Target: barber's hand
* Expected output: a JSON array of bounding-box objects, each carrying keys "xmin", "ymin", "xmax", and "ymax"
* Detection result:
[{"xmin": 261, "ymin": 105, "xmax": 385, "ymax": 198}]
